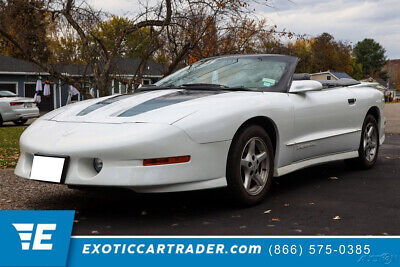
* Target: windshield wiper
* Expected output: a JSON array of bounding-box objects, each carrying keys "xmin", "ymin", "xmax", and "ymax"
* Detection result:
[
  {"xmin": 137, "ymin": 84, "xmax": 185, "ymax": 91},
  {"xmin": 181, "ymin": 84, "xmax": 254, "ymax": 91},
  {"xmin": 137, "ymin": 83, "xmax": 254, "ymax": 92},
  {"xmin": 182, "ymin": 83, "xmax": 228, "ymax": 88},
  {"xmin": 223, "ymin": 86, "xmax": 254, "ymax": 91}
]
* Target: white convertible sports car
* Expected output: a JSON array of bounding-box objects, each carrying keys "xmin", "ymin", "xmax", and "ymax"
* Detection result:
[
  {"xmin": 0, "ymin": 90, "xmax": 39, "ymax": 126},
  {"xmin": 15, "ymin": 54, "xmax": 385, "ymax": 205}
]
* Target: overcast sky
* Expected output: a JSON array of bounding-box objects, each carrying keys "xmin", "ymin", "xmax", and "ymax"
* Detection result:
[{"xmin": 89, "ymin": 0, "xmax": 400, "ymax": 59}]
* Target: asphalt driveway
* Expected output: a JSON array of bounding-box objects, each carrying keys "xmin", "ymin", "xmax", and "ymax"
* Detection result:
[{"xmin": 1, "ymin": 134, "xmax": 399, "ymax": 235}]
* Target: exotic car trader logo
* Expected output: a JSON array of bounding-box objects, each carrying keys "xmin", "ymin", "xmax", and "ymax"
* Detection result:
[{"xmin": 12, "ymin": 223, "xmax": 56, "ymax": 250}]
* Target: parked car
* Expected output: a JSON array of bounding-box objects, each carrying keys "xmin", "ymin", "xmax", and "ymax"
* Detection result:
[
  {"xmin": 0, "ymin": 90, "xmax": 39, "ymax": 126},
  {"xmin": 15, "ymin": 54, "xmax": 385, "ymax": 205}
]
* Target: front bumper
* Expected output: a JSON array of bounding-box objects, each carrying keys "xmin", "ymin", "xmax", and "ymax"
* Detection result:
[{"xmin": 15, "ymin": 120, "xmax": 230, "ymax": 192}]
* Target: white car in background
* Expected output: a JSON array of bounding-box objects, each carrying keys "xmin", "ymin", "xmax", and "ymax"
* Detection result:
[
  {"xmin": 15, "ymin": 55, "xmax": 385, "ymax": 206},
  {"xmin": 0, "ymin": 90, "xmax": 39, "ymax": 126}
]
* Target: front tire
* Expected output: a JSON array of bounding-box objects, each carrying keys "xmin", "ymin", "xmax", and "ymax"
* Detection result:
[
  {"xmin": 348, "ymin": 115, "xmax": 380, "ymax": 169},
  {"xmin": 226, "ymin": 125, "xmax": 274, "ymax": 206}
]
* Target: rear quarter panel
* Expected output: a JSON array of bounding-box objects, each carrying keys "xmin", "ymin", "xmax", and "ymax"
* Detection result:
[{"xmin": 347, "ymin": 86, "xmax": 385, "ymax": 136}]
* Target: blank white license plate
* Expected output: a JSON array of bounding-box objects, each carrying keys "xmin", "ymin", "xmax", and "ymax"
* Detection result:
[
  {"xmin": 30, "ymin": 156, "xmax": 67, "ymax": 183},
  {"xmin": 24, "ymin": 103, "xmax": 32, "ymax": 108}
]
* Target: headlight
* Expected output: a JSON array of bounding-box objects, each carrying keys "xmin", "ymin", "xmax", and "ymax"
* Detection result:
[{"xmin": 93, "ymin": 158, "xmax": 103, "ymax": 173}]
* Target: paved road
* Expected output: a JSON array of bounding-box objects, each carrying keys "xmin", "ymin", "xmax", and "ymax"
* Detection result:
[{"xmin": 1, "ymin": 134, "xmax": 399, "ymax": 235}]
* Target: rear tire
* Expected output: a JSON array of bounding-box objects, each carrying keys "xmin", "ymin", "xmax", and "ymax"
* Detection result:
[
  {"xmin": 226, "ymin": 125, "xmax": 274, "ymax": 206},
  {"xmin": 346, "ymin": 115, "xmax": 379, "ymax": 169},
  {"xmin": 13, "ymin": 119, "xmax": 28, "ymax": 126},
  {"xmin": 0, "ymin": 114, "xmax": 3, "ymax": 126}
]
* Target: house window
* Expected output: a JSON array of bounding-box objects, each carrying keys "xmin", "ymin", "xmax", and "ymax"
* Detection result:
[
  {"xmin": 142, "ymin": 79, "xmax": 151, "ymax": 85},
  {"xmin": 0, "ymin": 83, "xmax": 17, "ymax": 94},
  {"xmin": 327, "ymin": 75, "xmax": 331, "ymax": 80}
]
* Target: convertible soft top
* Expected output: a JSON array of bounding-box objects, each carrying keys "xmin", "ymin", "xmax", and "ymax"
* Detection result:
[{"xmin": 293, "ymin": 72, "xmax": 360, "ymax": 88}]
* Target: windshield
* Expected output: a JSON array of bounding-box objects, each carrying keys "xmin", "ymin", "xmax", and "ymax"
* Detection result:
[
  {"xmin": 155, "ymin": 57, "xmax": 288, "ymax": 90},
  {"xmin": 0, "ymin": 90, "xmax": 17, "ymax": 97}
]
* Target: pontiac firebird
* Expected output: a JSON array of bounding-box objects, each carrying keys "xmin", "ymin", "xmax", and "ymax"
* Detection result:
[{"xmin": 15, "ymin": 54, "xmax": 385, "ymax": 205}]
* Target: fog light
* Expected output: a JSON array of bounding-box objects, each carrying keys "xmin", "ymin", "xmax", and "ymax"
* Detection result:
[{"xmin": 93, "ymin": 158, "xmax": 103, "ymax": 173}]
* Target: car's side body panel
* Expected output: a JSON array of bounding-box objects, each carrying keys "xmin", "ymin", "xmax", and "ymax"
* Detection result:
[{"xmin": 287, "ymin": 87, "xmax": 360, "ymax": 162}]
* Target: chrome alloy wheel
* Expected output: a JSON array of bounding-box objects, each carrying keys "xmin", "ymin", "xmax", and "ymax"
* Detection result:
[
  {"xmin": 363, "ymin": 122, "xmax": 378, "ymax": 162},
  {"xmin": 240, "ymin": 137, "xmax": 270, "ymax": 195}
]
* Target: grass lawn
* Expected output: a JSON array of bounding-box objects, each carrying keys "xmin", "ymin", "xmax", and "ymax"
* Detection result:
[{"xmin": 0, "ymin": 127, "xmax": 25, "ymax": 169}]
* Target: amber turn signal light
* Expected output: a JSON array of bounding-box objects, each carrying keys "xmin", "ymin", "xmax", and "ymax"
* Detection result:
[{"xmin": 143, "ymin": 155, "xmax": 191, "ymax": 166}]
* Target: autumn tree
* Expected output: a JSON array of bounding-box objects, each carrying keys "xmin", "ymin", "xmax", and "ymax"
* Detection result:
[
  {"xmin": 155, "ymin": 0, "xmax": 277, "ymax": 76},
  {"xmin": 284, "ymin": 33, "xmax": 362, "ymax": 79},
  {"xmin": 353, "ymin": 38, "xmax": 387, "ymax": 79},
  {"xmin": 0, "ymin": 0, "xmax": 52, "ymax": 61},
  {"xmin": 1, "ymin": 0, "xmax": 277, "ymax": 96},
  {"xmin": 0, "ymin": 0, "xmax": 173, "ymax": 97}
]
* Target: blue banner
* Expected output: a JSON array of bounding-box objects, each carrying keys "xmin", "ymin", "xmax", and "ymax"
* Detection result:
[{"xmin": 67, "ymin": 237, "xmax": 399, "ymax": 266}]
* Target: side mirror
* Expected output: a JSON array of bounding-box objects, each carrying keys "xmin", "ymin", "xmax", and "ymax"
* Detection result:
[{"xmin": 289, "ymin": 80, "xmax": 323, "ymax": 93}]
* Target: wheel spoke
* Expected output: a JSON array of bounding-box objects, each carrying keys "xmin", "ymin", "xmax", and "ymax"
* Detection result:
[
  {"xmin": 241, "ymin": 159, "xmax": 250, "ymax": 169},
  {"xmin": 248, "ymin": 139, "xmax": 256, "ymax": 156},
  {"xmin": 256, "ymin": 152, "xmax": 267, "ymax": 162},
  {"xmin": 367, "ymin": 126, "xmax": 374, "ymax": 137},
  {"xmin": 243, "ymin": 173, "xmax": 251, "ymax": 190},
  {"xmin": 370, "ymin": 141, "xmax": 377, "ymax": 148},
  {"xmin": 253, "ymin": 173, "xmax": 264, "ymax": 186}
]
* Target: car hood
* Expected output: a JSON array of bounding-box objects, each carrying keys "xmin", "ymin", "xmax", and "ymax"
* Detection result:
[{"xmin": 48, "ymin": 89, "xmax": 246, "ymax": 124}]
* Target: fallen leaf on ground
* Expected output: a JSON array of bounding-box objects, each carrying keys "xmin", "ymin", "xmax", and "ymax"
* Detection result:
[
  {"xmin": 239, "ymin": 225, "xmax": 247, "ymax": 229},
  {"xmin": 329, "ymin": 177, "xmax": 339, "ymax": 180},
  {"xmin": 284, "ymin": 203, "xmax": 290, "ymax": 207},
  {"xmin": 333, "ymin": 216, "xmax": 341, "ymax": 220},
  {"xmin": 91, "ymin": 230, "xmax": 99, "ymax": 234},
  {"xmin": 294, "ymin": 229, "xmax": 302, "ymax": 233},
  {"xmin": 385, "ymin": 156, "xmax": 391, "ymax": 159},
  {"xmin": 271, "ymin": 218, "xmax": 280, "ymax": 222},
  {"xmin": 264, "ymin": 210, "xmax": 271, "ymax": 214},
  {"xmin": 308, "ymin": 202, "xmax": 315, "ymax": 205}
]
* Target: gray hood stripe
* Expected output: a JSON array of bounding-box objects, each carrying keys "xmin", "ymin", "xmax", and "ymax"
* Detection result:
[
  {"xmin": 118, "ymin": 90, "xmax": 225, "ymax": 117},
  {"xmin": 76, "ymin": 94, "xmax": 135, "ymax": 116}
]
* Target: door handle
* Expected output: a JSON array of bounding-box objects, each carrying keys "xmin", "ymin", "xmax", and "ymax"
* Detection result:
[{"xmin": 348, "ymin": 98, "xmax": 356, "ymax": 105}]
